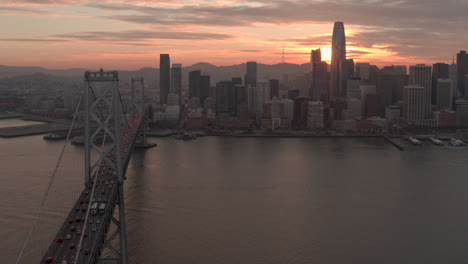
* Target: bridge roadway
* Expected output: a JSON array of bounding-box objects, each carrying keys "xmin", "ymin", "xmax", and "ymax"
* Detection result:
[{"xmin": 41, "ymin": 111, "xmax": 145, "ymax": 264}]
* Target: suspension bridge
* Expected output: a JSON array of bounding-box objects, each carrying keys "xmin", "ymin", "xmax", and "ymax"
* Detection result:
[{"xmin": 15, "ymin": 69, "xmax": 155, "ymax": 264}]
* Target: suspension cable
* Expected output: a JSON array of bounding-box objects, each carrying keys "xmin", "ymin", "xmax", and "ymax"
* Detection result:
[{"xmin": 15, "ymin": 94, "xmax": 83, "ymax": 264}]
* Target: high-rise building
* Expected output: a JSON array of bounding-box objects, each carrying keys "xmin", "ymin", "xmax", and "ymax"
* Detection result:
[
  {"xmin": 170, "ymin": 64, "xmax": 182, "ymax": 104},
  {"xmin": 432, "ymin": 63, "xmax": 449, "ymax": 104},
  {"xmin": 344, "ymin": 98, "xmax": 362, "ymax": 120},
  {"xmin": 437, "ymin": 78, "xmax": 452, "ymax": 110},
  {"xmin": 347, "ymin": 79, "xmax": 362, "ymax": 99},
  {"xmin": 269, "ymin": 79, "xmax": 279, "ymax": 100},
  {"xmin": 377, "ymin": 69, "xmax": 408, "ymax": 116},
  {"xmin": 216, "ymin": 81, "xmax": 235, "ymax": 115},
  {"xmin": 200, "ymin": 75, "xmax": 211, "ymax": 104},
  {"xmin": 330, "ymin": 22, "xmax": 346, "ymax": 99},
  {"xmin": 450, "ymin": 58, "xmax": 458, "ymax": 98},
  {"xmin": 355, "ymin": 63, "xmax": 370, "ymax": 81},
  {"xmin": 189, "ymin": 70, "xmax": 201, "ymax": 99},
  {"xmin": 255, "ymin": 80, "xmax": 270, "ymax": 122},
  {"xmin": 232, "ymin": 77, "xmax": 242, "ymax": 87},
  {"xmin": 457, "ymin": 50, "xmax": 468, "ymax": 97},
  {"xmin": 310, "ymin": 48, "xmax": 328, "ymax": 101},
  {"xmin": 245, "ymin": 61, "xmax": 257, "ymax": 88},
  {"xmin": 159, "ymin": 54, "xmax": 170, "ymax": 104},
  {"xmin": 409, "ymin": 64, "xmax": 432, "ymax": 117},
  {"xmin": 307, "ymin": 101, "xmax": 325, "ymax": 129},
  {"xmin": 403, "ymin": 85, "xmax": 425, "ymax": 125},
  {"xmin": 310, "ymin": 48, "xmax": 322, "ymax": 72}
]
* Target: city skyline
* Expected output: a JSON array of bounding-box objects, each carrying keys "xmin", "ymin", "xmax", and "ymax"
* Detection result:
[{"xmin": 1, "ymin": 0, "xmax": 467, "ymax": 69}]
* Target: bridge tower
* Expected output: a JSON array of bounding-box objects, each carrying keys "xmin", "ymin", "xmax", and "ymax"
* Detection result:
[
  {"xmin": 84, "ymin": 69, "xmax": 128, "ymax": 264},
  {"xmin": 132, "ymin": 77, "xmax": 155, "ymax": 149}
]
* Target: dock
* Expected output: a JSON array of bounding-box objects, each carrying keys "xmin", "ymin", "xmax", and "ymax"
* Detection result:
[{"xmin": 384, "ymin": 135, "xmax": 404, "ymax": 151}]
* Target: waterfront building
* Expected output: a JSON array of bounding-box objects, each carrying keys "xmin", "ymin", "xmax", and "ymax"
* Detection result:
[
  {"xmin": 307, "ymin": 101, "xmax": 325, "ymax": 129},
  {"xmin": 343, "ymin": 98, "xmax": 362, "ymax": 120},
  {"xmin": 159, "ymin": 54, "xmax": 170, "ymax": 105},
  {"xmin": 403, "ymin": 85, "xmax": 425, "ymax": 125},
  {"xmin": 409, "ymin": 64, "xmax": 432, "ymax": 117},
  {"xmin": 455, "ymin": 99, "xmax": 468, "ymax": 126},
  {"xmin": 385, "ymin": 105, "xmax": 401, "ymax": 123}
]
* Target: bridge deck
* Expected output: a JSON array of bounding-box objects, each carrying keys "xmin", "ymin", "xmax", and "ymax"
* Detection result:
[{"xmin": 41, "ymin": 111, "xmax": 144, "ymax": 264}]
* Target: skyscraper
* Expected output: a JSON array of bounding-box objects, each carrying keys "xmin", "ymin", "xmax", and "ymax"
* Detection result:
[
  {"xmin": 403, "ymin": 85, "xmax": 425, "ymax": 125},
  {"xmin": 310, "ymin": 48, "xmax": 328, "ymax": 101},
  {"xmin": 432, "ymin": 63, "xmax": 449, "ymax": 104},
  {"xmin": 189, "ymin": 70, "xmax": 201, "ymax": 99},
  {"xmin": 159, "ymin": 54, "xmax": 170, "ymax": 104},
  {"xmin": 216, "ymin": 81, "xmax": 235, "ymax": 115},
  {"xmin": 457, "ymin": 50, "xmax": 468, "ymax": 98},
  {"xmin": 245, "ymin": 61, "xmax": 257, "ymax": 88},
  {"xmin": 330, "ymin": 22, "xmax": 346, "ymax": 99},
  {"xmin": 409, "ymin": 65, "xmax": 432, "ymax": 117},
  {"xmin": 310, "ymin": 48, "xmax": 322, "ymax": 72},
  {"xmin": 437, "ymin": 78, "xmax": 452, "ymax": 110},
  {"xmin": 200, "ymin": 74, "xmax": 211, "ymax": 104},
  {"xmin": 170, "ymin": 64, "xmax": 182, "ymax": 104}
]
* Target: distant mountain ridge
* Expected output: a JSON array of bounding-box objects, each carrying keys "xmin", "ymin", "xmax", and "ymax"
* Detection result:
[{"xmin": 0, "ymin": 63, "xmax": 310, "ymax": 89}]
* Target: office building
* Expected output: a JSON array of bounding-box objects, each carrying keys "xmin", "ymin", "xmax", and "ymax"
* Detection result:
[
  {"xmin": 409, "ymin": 64, "xmax": 432, "ymax": 117},
  {"xmin": 159, "ymin": 54, "xmax": 170, "ymax": 104},
  {"xmin": 307, "ymin": 101, "xmax": 325, "ymax": 129},
  {"xmin": 216, "ymin": 81, "xmax": 235, "ymax": 115},
  {"xmin": 330, "ymin": 22, "xmax": 346, "ymax": 99},
  {"xmin": 355, "ymin": 63, "xmax": 370, "ymax": 81},
  {"xmin": 200, "ymin": 75, "xmax": 211, "ymax": 104},
  {"xmin": 403, "ymin": 85, "xmax": 425, "ymax": 125},
  {"xmin": 457, "ymin": 50, "xmax": 468, "ymax": 98},
  {"xmin": 432, "ymin": 63, "xmax": 449, "ymax": 104},
  {"xmin": 170, "ymin": 64, "xmax": 182, "ymax": 104},
  {"xmin": 255, "ymin": 80, "xmax": 270, "ymax": 121},
  {"xmin": 270, "ymin": 79, "xmax": 279, "ymax": 100},
  {"xmin": 245, "ymin": 61, "xmax": 257, "ymax": 88},
  {"xmin": 437, "ymin": 78, "xmax": 452, "ymax": 110},
  {"xmin": 189, "ymin": 70, "xmax": 201, "ymax": 99}
]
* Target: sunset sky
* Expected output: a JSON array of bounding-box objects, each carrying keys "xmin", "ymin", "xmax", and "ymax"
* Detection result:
[{"xmin": 0, "ymin": 0, "xmax": 466, "ymax": 69}]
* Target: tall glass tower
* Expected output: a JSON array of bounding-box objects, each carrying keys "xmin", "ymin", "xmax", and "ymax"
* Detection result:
[{"xmin": 330, "ymin": 22, "xmax": 346, "ymax": 99}]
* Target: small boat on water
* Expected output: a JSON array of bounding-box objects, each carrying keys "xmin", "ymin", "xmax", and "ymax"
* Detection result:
[
  {"xmin": 175, "ymin": 132, "xmax": 197, "ymax": 140},
  {"xmin": 146, "ymin": 129, "xmax": 172, "ymax": 137},
  {"xmin": 407, "ymin": 137, "xmax": 422, "ymax": 145},
  {"xmin": 43, "ymin": 133, "xmax": 66, "ymax": 140},
  {"xmin": 429, "ymin": 137, "xmax": 444, "ymax": 146},
  {"xmin": 449, "ymin": 138, "xmax": 466, "ymax": 147}
]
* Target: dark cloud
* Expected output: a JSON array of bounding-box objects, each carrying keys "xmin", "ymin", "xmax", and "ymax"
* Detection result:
[
  {"xmin": 0, "ymin": 6, "xmax": 49, "ymax": 13},
  {"xmin": 53, "ymin": 30, "xmax": 232, "ymax": 41},
  {"xmin": 0, "ymin": 38, "xmax": 69, "ymax": 42},
  {"xmin": 0, "ymin": 30, "xmax": 232, "ymax": 45}
]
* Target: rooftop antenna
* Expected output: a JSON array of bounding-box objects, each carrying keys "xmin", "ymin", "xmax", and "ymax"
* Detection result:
[{"xmin": 282, "ymin": 48, "xmax": 285, "ymax": 63}]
